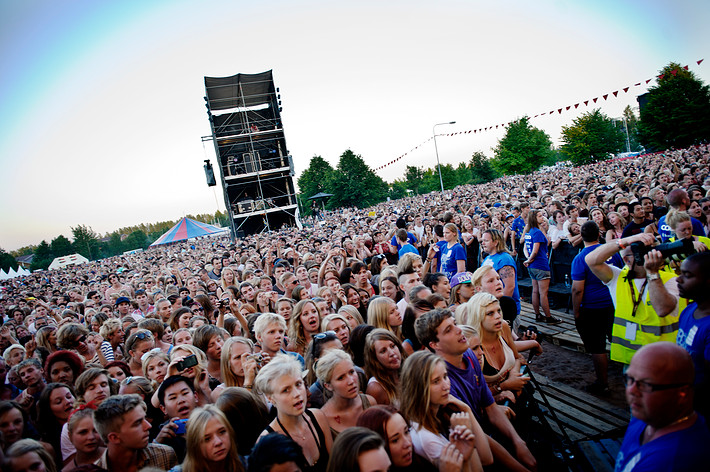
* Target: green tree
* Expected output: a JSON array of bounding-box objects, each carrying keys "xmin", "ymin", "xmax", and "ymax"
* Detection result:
[
  {"xmin": 30, "ymin": 240, "xmax": 53, "ymax": 271},
  {"xmin": 404, "ymin": 166, "xmax": 425, "ymax": 195},
  {"xmin": 469, "ymin": 152, "xmax": 498, "ymax": 184},
  {"xmin": 492, "ymin": 117, "xmax": 554, "ymax": 175},
  {"xmin": 123, "ymin": 230, "xmax": 148, "ymax": 251},
  {"xmin": 454, "ymin": 162, "xmax": 472, "ymax": 187},
  {"xmin": 560, "ymin": 109, "xmax": 626, "ymax": 165},
  {"xmin": 638, "ymin": 62, "xmax": 710, "ymax": 151},
  {"xmin": 72, "ymin": 224, "xmax": 100, "ymax": 260},
  {"xmin": 389, "ymin": 179, "xmax": 409, "ymax": 200},
  {"xmin": 328, "ymin": 150, "xmax": 388, "ymax": 209},
  {"xmin": 0, "ymin": 248, "xmax": 17, "ymax": 272},
  {"xmin": 298, "ymin": 156, "xmax": 334, "ymax": 199},
  {"xmin": 50, "ymin": 235, "xmax": 74, "ymax": 257}
]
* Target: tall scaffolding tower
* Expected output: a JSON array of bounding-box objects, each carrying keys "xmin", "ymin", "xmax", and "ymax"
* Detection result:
[{"xmin": 203, "ymin": 70, "xmax": 298, "ymax": 237}]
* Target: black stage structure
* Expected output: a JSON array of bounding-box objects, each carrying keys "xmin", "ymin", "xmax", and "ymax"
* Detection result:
[{"xmin": 203, "ymin": 70, "xmax": 298, "ymax": 237}]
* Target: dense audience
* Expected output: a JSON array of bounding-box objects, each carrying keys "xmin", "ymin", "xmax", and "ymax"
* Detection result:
[{"xmin": 1, "ymin": 144, "xmax": 709, "ymax": 472}]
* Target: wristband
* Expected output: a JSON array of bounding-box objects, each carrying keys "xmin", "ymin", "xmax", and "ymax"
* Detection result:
[{"xmin": 616, "ymin": 239, "xmax": 627, "ymax": 250}]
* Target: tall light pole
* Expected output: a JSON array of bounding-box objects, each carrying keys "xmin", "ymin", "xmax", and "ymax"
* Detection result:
[{"xmin": 433, "ymin": 121, "xmax": 456, "ymax": 193}]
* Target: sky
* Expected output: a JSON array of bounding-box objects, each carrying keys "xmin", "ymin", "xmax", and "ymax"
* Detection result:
[{"xmin": 1, "ymin": 0, "xmax": 708, "ymax": 251}]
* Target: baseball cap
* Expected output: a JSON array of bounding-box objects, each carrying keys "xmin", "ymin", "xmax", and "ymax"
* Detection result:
[
  {"xmin": 450, "ymin": 272, "xmax": 473, "ymax": 288},
  {"xmin": 115, "ymin": 296, "xmax": 130, "ymax": 306}
]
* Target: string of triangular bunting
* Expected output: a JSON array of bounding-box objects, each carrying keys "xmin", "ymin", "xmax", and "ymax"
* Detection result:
[{"xmin": 374, "ymin": 59, "xmax": 705, "ymax": 171}]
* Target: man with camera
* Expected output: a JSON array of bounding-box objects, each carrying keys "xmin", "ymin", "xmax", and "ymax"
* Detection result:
[{"xmin": 585, "ymin": 233, "xmax": 682, "ymax": 365}]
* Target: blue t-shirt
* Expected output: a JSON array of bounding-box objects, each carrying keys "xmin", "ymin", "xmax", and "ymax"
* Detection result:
[
  {"xmin": 439, "ymin": 243, "xmax": 467, "ymax": 280},
  {"xmin": 571, "ymin": 244, "xmax": 614, "ymax": 309},
  {"xmin": 676, "ymin": 302, "xmax": 710, "ymax": 387},
  {"xmin": 658, "ymin": 215, "xmax": 705, "ymax": 242},
  {"xmin": 445, "ymin": 349, "xmax": 495, "ymax": 423},
  {"xmin": 398, "ymin": 243, "xmax": 419, "ymax": 258},
  {"xmin": 512, "ymin": 216, "xmax": 525, "ymax": 239},
  {"xmin": 483, "ymin": 252, "xmax": 520, "ymax": 314},
  {"xmin": 524, "ymin": 228, "xmax": 549, "ymax": 271},
  {"xmin": 615, "ymin": 415, "xmax": 710, "ymax": 472},
  {"xmin": 390, "ymin": 232, "xmax": 417, "ymax": 250}
]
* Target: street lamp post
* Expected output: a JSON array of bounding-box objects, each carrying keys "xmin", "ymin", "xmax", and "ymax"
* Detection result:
[{"xmin": 433, "ymin": 121, "xmax": 456, "ymax": 193}]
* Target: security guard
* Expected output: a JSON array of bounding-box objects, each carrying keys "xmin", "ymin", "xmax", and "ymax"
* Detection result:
[{"xmin": 585, "ymin": 233, "xmax": 682, "ymax": 364}]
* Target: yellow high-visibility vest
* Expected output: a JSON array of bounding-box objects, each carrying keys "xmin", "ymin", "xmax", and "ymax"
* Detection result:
[{"xmin": 610, "ymin": 267, "xmax": 684, "ymax": 364}]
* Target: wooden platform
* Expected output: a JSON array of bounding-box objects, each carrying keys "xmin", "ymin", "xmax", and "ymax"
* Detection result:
[
  {"xmin": 530, "ymin": 373, "xmax": 629, "ymax": 443},
  {"xmin": 517, "ymin": 301, "xmax": 611, "ymax": 354}
]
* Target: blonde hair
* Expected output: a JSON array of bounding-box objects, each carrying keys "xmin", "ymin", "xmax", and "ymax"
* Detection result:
[
  {"xmin": 315, "ymin": 349, "xmax": 352, "ymax": 386},
  {"xmin": 457, "ymin": 292, "xmax": 499, "ymax": 336},
  {"xmin": 471, "ymin": 265, "xmax": 496, "ymax": 291},
  {"xmin": 169, "ymin": 344, "xmax": 208, "ymax": 391},
  {"xmin": 220, "ymin": 337, "xmax": 254, "ymax": 387},
  {"xmin": 183, "ymin": 405, "xmax": 244, "ymax": 472},
  {"xmin": 366, "ymin": 297, "xmax": 400, "ymax": 337},
  {"xmin": 399, "ymin": 351, "xmax": 446, "ymax": 434},
  {"xmin": 254, "ymin": 354, "xmax": 303, "ymax": 396}
]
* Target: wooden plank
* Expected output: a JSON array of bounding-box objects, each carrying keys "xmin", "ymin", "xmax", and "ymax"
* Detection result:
[
  {"xmin": 599, "ymin": 438, "xmax": 621, "ymax": 461},
  {"xmin": 577, "ymin": 441, "xmax": 615, "ymax": 472}
]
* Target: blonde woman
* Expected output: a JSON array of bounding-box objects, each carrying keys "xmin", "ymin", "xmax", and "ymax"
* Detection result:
[
  {"xmin": 321, "ymin": 314, "xmax": 351, "ymax": 351},
  {"xmin": 316, "ymin": 349, "xmax": 376, "ymax": 439},
  {"xmin": 337, "ymin": 305, "xmax": 364, "ymax": 330},
  {"xmin": 168, "ymin": 344, "xmax": 215, "ymax": 405},
  {"xmin": 180, "ymin": 405, "xmax": 245, "ymax": 472},
  {"xmin": 399, "ymin": 351, "xmax": 490, "ymax": 470},
  {"xmin": 364, "ymin": 329, "xmax": 406, "ymax": 406},
  {"xmin": 457, "ymin": 293, "xmax": 528, "ymax": 400},
  {"xmin": 366, "ymin": 297, "xmax": 402, "ymax": 340},
  {"xmin": 142, "ymin": 349, "xmax": 169, "ymax": 387},
  {"xmin": 211, "ymin": 337, "xmax": 262, "ymax": 401},
  {"xmin": 287, "ymin": 299, "xmax": 322, "ymax": 356}
]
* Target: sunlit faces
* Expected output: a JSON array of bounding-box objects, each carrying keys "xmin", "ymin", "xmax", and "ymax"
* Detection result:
[
  {"xmin": 326, "ymin": 319, "xmax": 350, "ymax": 347},
  {"xmin": 0, "ymin": 407, "xmax": 24, "ymax": 445},
  {"xmin": 432, "ymin": 317, "xmax": 467, "ymax": 355},
  {"xmin": 443, "ymin": 226, "xmax": 457, "ymax": 243},
  {"xmin": 380, "ymin": 279, "xmax": 399, "ymax": 301},
  {"xmin": 70, "ymin": 415, "xmax": 102, "ymax": 454},
  {"xmin": 107, "ymin": 365, "xmax": 127, "ymax": 383},
  {"xmin": 300, "ymin": 302, "xmax": 320, "ymax": 334},
  {"xmin": 162, "ymin": 381, "xmax": 198, "ymax": 420},
  {"xmin": 431, "ymin": 276, "xmax": 451, "ymax": 300},
  {"xmin": 385, "ymin": 413, "xmax": 413, "ymax": 468},
  {"xmin": 387, "ymin": 301, "xmax": 402, "ymax": 328},
  {"xmin": 326, "ymin": 359, "xmax": 359, "ymax": 399},
  {"xmin": 428, "ymin": 360, "xmax": 451, "ymax": 407},
  {"xmin": 411, "ymin": 259, "xmax": 423, "ymax": 278},
  {"xmin": 466, "ymin": 334, "xmax": 484, "ymax": 367},
  {"xmin": 259, "ymin": 323, "xmax": 286, "ymax": 354},
  {"xmin": 130, "ymin": 340, "xmax": 155, "ymax": 365},
  {"xmin": 374, "ymin": 339, "xmax": 401, "ymax": 370},
  {"xmin": 117, "ymin": 406, "xmax": 152, "ymax": 450},
  {"xmin": 206, "ymin": 335, "xmax": 224, "ymax": 361},
  {"xmin": 346, "ymin": 288, "xmax": 361, "ymax": 308},
  {"xmin": 49, "ymin": 386, "xmax": 75, "ymax": 422},
  {"xmin": 178, "ymin": 311, "xmax": 193, "ymax": 329},
  {"xmin": 478, "ymin": 270, "xmax": 504, "ymax": 298},
  {"xmin": 688, "ymin": 200, "xmax": 702, "ymax": 219},
  {"xmin": 146, "ymin": 357, "xmax": 168, "ymax": 384},
  {"xmin": 674, "ymin": 220, "xmax": 693, "ymax": 240},
  {"xmin": 49, "ymin": 360, "xmax": 75, "ymax": 385},
  {"xmin": 229, "ymin": 342, "xmax": 252, "ymax": 377},
  {"xmin": 358, "ymin": 447, "xmax": 391, "ymax": 472},
  {"xmin": 84, "ymin": 374, "xmax": 111, "ymax": 405},
  {"xmin": 269, "ymin": 373, "xmax": 307, "ymax": 417},
  {"xmin": 201, "ymin": 416, "xmax": 231, "ymax": 463},
  {"xmin": 173, "ymin": 330, "xmax": 193, "ymax": 346},
  {"xmin": 277, "ymin": 300, "xmax": 293, "ymax": 321}
]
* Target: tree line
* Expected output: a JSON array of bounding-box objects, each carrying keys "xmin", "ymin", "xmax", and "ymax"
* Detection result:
[{"xmin": 3, "ymin": 211, "xmax": 229, "ymax": 272}]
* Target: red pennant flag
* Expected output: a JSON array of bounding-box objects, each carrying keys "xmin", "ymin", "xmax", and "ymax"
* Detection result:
[
  {"xmin": 558, "ymin": 108, "xmax": 563, "ymax": 114},
  {"xmin": 550, "ymin": 111, "xmax": 554, "ymax": 115},
  {"xmin": 496, "ymin": 125, "xmax": 499, "ymax": 129},
  {"xmin": 634, "ymin": 83, "xmax": 640, "ymax": 86},
  {"xmin": 574, "ymin": 103, "xmax": 579, "ymax": 108},
  {"xmin": 671, "ymin": 69, "xmax": 677, "ymax": 76},
  {"xmin": 613, "ymin": 91, "xmax": 618, "ymax": 97},
  {"xmin": 593, "ymin": 98, "xmax": 598, "ymax": 103},
  {"xmin": 698, "ymin": 59, "xmax": 704, "ymax": 65},
  {"xmin": 646, "ymin": 79, "xmax": 652, "ymax": 84},
  {"xmin": 534, "ymin": 114, "xmax": 538, "ymax": 118},
  {"xmin": 659, "ymin": 74, "xmax": 664, "ymax": 80},
  {"xmin": 603, "ymin": 94, "xmax": 608, "ymax": 100},
  {"xmin": 683, "ymin": 65, "xmax": 688, "ymax": 70},
  {"xmin": 566, "ymin": 106, "xmax": 571, "ymax": 111},
  {"xmin": 584, "ymin": 100, "xmax": 589, "ymax": 106},
  {"xmin": 623, "ymin": 87, "xmax": 629, "ymax": 93},
  {"xmin": 541, "ymin": 112, "xmax": 546, "ymax": 115}
]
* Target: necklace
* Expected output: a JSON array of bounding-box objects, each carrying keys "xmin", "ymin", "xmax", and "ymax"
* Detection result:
[
  {"xmin": 480, "ymin": 339, "xmax": 500, "ymax": 370},
  {"xmin": 643, "ymin": 413, "xmax": 694, "ymax": 444}
]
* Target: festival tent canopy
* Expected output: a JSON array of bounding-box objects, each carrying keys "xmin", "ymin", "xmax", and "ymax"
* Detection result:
[
  {"xmin": 150, "ymin": 217, "xmax": 228, "ymax": 246},
  {"xmin": 48, "ymin": 254, "xmax": 89, "ymax": 270}
]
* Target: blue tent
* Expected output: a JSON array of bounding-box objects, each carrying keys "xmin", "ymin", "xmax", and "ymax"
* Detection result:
[{"xmin": 150, "ymin": 217, "xmax": 227, "ymax": 246}]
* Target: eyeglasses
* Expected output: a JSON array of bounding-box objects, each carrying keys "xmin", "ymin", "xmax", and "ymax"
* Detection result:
[
  {"xmin": 622, "ymin": 374, "xmax": 689, "ymax": 393},
  {"xmin": 193, "ymin": 307, "xmax": 204, "ymax": 312},
  {"xmin": 73, "ymin": 335, "xmax": 87, "ymax": 346},
  {"xmin": 313, "ymin": 330, "xmax": 336, "ymax": 341}
]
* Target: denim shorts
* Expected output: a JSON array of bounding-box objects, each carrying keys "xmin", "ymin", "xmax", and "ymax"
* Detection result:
[{"xmin": 528, "ymin": 268, "xmax": 551, "ymax": 280}]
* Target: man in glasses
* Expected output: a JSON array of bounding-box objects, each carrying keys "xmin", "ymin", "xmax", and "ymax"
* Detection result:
[{"xmin": 616, "ymin": 342, "xmax": 708, "ymax": 471}]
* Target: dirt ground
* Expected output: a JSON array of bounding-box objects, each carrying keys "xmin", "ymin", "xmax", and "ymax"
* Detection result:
[{"xmin": 528, "ymin": 341, "xmax": 628, "ymax": 410}]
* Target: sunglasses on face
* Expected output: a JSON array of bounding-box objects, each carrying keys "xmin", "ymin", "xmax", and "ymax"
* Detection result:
[{"xmin": 313, "ymin": 330, "xmax": 336, "ymax": 341}]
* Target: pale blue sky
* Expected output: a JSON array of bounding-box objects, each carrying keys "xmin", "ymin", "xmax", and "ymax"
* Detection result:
[{"xmin": 1, "ymin": 0, "xmax": 708, "ymax": 250}]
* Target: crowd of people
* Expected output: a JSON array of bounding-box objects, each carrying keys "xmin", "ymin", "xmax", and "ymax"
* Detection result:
[{"xmin": 1, "ymin": 144, "xmax": 709, "ymax": 472}]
